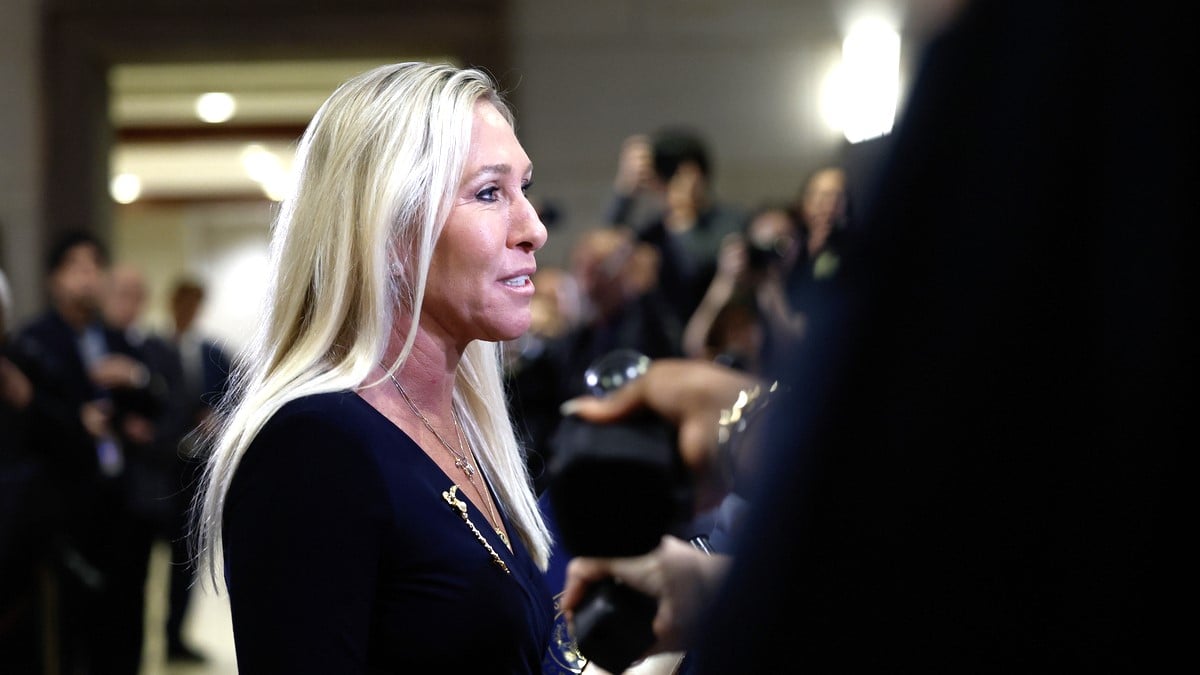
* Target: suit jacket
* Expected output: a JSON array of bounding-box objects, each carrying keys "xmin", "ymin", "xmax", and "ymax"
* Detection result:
[
  {"xmin": 14, "ymin": 309, "xmax": 158, "ymax": 479},
  {"xmin": 141, "ymin": 332, "xmax": 231, "ymax": 452}
]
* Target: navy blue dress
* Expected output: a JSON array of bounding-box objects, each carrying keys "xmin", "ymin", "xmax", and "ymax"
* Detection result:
[{"xmin": 224, "ymin": 391, "xmax": 555, "ymax": 673}]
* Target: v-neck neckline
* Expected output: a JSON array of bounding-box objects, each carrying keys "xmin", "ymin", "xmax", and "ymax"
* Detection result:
[{"xmin": 351, "ymin": 390, "xmax": 518, "ymax": 562}]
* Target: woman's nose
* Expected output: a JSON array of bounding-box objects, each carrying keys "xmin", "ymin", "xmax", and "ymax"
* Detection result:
[{"xmin": 512, "ymin": 196, "xmax": 548, "ymax": 252}]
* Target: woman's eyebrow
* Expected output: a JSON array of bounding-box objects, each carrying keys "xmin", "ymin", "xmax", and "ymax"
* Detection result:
[
  {"xmin": 473, "ymin": 163, "xmax": 512, "ymax": 177},
  {"xmin": 468, "ymin": 162, "xmax": 534, "ymax": 179}
]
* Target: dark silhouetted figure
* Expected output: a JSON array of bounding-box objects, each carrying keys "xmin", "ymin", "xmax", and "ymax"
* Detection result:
[{"xmin": 692, "ymin": 1, "xmax": 1184, "ymax": 671}]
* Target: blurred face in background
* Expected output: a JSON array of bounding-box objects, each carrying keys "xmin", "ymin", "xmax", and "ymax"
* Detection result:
[
  {"xmin": 570, "ymin": 228, "xmax": 659, "ymax": 319},
  {"xmin": 529, "ymin": 267, "xmax": 580, "ymax": 339},
  {"xmin": 801, "ymin": 168, "xmax": 847, "ymax": 233},
  {"xmin": 571, "ymin": 228, "xmax": 632, "ymax": 315},
  {"xmin": 49, "ymin": 242, "xmax": 107, "ymax": 319},
  {"xmin": 171, "ymin": 286, "xmax": 204, "ymax": 335},
  {"xmin": 103, "ymin": 265, "xmax": 148, "ymax": 330},
  {"xmin": 665, "ymin": 161, "xmax": 709, "ymax": 220}
]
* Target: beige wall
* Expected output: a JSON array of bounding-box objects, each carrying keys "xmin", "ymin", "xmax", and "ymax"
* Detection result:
[
  {"xmin": 113, "ymin": 202, "xmax": 272, "ymax": 355},
  {"xmin": 110, "ymin": 205, "xmax": 191, "ymax": 334},
  {"xmin": 509, "ymin": 0, "xmax": 851, "ymax": 266}
]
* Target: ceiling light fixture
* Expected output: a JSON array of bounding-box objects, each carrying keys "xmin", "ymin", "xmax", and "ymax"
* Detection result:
[
  {"xmin": 195, "ymin": 92, "xmax": 237, "ymax": 123},
  {"xmin": 240, "ymin": 144, "xmax": 280, "ymax": 181},
  {"xmin": 240, "ymin": 143, "xmax": 293, "ymax": 201},
  {"xmin": 110, "ymin": 173, "xmax": 142, "ymax": 204},
  {"xmin": 820, "ymin": 15, "xmax": 901, "ymax": 144},
  {"xmin": 839, "ymin": 18, "xmax": 900, "ymax": 143}
]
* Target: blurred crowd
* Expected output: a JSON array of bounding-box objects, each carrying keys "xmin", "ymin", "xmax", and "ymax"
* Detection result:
[
  {"xmin": 1, "ymin": 125, "xmax": 868, "ymax": 673},
  {"xmin": 505, "ymin": 128, "xmax": 868, "ymax": 494},
  {"xmin": 2, "ymin": 234, "xmax": 230, "ymax": 673}
]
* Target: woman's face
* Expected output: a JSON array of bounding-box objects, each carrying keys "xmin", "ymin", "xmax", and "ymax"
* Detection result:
[{"xmin": 423, "ymin": 101, "xmax": 547, "ymax": 348}]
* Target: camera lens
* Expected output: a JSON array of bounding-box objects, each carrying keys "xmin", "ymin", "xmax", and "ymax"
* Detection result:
[{"xmin": 583, "ymin": 349, "xmax": 651, "ymax": 397}]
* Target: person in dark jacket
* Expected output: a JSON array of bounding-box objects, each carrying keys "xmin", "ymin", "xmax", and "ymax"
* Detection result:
[
  {"xmin": 14, "ymin": 231, "xmax": 161, "ymax": 674},
  {"xmin": 140, "ymin": 277, "xmax": 231, "ymax": 662}
]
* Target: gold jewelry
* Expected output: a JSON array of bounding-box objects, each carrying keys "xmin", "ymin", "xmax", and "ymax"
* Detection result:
[
  {"xmin": 442, "ymin": 486, "xmax": 509, "ymax": 574},
  {"xmin": 386, "ymin": 368, "xmax": 511, "ymax": 551},
  {"xmin": 389, "ymin": 372, "xmax": 475, "ymax": 477},
  {"xmin": 717, "ymin": 380, "xmax": 782, "ymax": 486},
  {"xmin": 450, "ymin": 416, "xmax": 512, "ymax": 551}
]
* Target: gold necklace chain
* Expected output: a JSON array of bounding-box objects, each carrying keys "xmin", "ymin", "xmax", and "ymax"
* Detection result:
[
  {"xmin": 385, "ymin": 369, "xmax": 511, "ymax": 551},
  {"xmin": 394, "ymin": 377, "xmax": 475, "ymax": 476},
  {"xmin": 448, "ymin": 415, "xmax": 511, "ymax": 550}
]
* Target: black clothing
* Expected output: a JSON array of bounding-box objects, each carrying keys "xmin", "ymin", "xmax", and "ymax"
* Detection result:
[
  {"xmin": 550, "ymin": 291, "xmax": 683, "ymax": 403},
  {"xmin": 140, "ymin": 332, "xmax": 231, "ymax": 652},
  {"xmin": 13, "ymin": 308, "xmax": 161, "ymax": 674},
  {"xmin": 609, "ymin": 194, "xmax": 746, "ymax": 327},
  {"xmin": 693, "ymin": 1, "xmax": 1183, "ymax": 671},
  {"xmin": 0, "ymin": 356, "xmax": 51, "ymax": 673},
  {"xmin": 510, "ymin": 291, "xmax": 683, "ymax": 489},
  {"xmin": 504, "ymin": 334, "xmax": 565, "ymax": 495},
  {"xmin": 224, "ymin": 391, "xmax": 554, "ymax": 674}
]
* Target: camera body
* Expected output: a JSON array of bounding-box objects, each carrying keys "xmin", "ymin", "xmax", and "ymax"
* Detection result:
[
  {"xmin": 547, "ymin": 411, "xmax": 693, "ymax": 672},
  {"xmin": 745, "ymin": 234, "xmax": 790, "ymax": 273}
]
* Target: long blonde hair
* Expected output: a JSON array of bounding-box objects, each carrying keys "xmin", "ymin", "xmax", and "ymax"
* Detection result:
[{"xmin": 194, "ymin": 62, "xmax": 551, "ymax": 584}]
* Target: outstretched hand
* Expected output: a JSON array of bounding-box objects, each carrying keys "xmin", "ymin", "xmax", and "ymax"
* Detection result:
[
  {"xmin": 559, "ymin": 358, "xmax": 761, "ymax": 510},
  {"xmin": 563, "ymin": 535, "xmax": 732, "ymax": 657}
]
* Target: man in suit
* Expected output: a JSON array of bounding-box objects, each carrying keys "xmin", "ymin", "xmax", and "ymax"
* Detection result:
[
  {"xmin": 14, "ymin": 231, "xmax": 161, "ymax": 674},
  {"xmin": 141, "ymin": 277, "xmax": 231, "ymax": 663}
]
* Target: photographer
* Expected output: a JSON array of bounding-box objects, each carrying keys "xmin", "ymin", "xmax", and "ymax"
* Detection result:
[{"xmin": 680, "ymin": 203, "xmax": 804, "ymax": 374}]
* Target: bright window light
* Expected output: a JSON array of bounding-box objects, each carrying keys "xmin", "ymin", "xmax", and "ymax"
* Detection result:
[
  {"xmin": 195, "ymin": 92, "xmax": 236, "ymax": 123},
  {"xmin": 823, "ymin": 18, "xmax": 901, "ymax": 144},
  {"xmin": 110, "ymin": 173, "xmax": 142, "ymax": 204}
]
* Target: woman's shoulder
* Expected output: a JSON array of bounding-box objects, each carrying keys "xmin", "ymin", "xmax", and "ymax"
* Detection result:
[
  {"xmin": 268, "ymin": 389, "xmax": 372, "ymax": 424},
  {"xmin": 239, "ymin": 391, "xmax": 395, "ymax": 480},
  {"xmin": 258, "ymin": 390, "xmax": 398, "ymax": 443},
  {"xmin": 227, "ymin": 391, "xmax": 396, "ymax": 523}
]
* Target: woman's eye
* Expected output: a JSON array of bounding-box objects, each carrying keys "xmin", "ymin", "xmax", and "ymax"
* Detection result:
[
  {"xmin": 521, "ymin": 181, "xmax": 533, "ymax": 195},
  {"xmin": 475, "ymin": 186, "xmax": 499, "ymax": 202}
]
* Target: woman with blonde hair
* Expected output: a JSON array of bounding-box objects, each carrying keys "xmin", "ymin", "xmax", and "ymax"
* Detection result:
[{"xmin": 194, "ymin": 62, "xmax": 554, "ymax": 672}]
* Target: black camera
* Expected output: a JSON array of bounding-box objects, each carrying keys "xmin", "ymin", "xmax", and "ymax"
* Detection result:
[
  {"xmin": 746, "ymin": 234, "xmax": 791, "ymax": 273},
  {"xmin": 546, "ymin": 409, "xmax": 693, "ymax": 673}
]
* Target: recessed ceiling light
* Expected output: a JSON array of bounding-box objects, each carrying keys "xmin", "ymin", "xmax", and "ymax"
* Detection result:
[
  {"xmin": 195, "ymin": 92, "xmax": 237, "ymax": 123},
  {"xmin": 240, "ymin": 144, "xmax": 280, "ymax": 181},
  {"xmin": 110, "ymin": 173, "xmax": 142, "ymax": 204}
]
